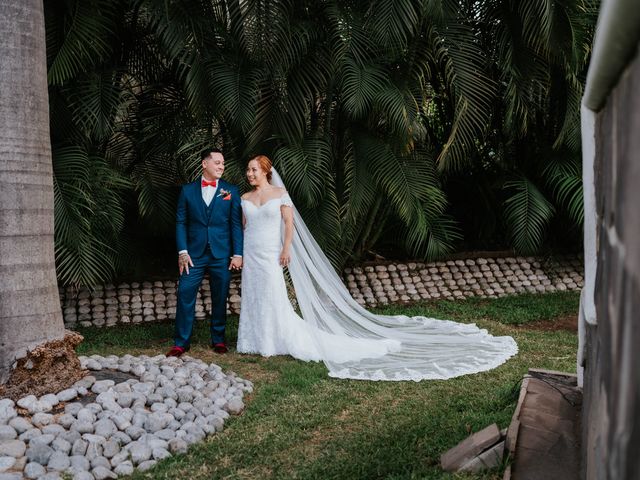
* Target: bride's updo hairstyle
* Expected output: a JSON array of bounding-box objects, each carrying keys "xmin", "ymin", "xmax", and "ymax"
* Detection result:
[{"xmin": 250, "ymin": 155, "xmax": 273, "ymax": 183}]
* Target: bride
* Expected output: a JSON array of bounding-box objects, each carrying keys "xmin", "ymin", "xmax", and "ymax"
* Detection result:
[{"xmin": 236, "ymin": 155, "xmax": 517, "ymax": 381}]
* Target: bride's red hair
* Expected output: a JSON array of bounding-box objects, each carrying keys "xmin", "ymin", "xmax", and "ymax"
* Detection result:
[{"xmin": 250, "ymin": 155, "xmax": 273, "ymax": 182}]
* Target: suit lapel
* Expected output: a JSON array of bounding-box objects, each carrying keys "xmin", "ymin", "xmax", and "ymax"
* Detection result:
[
  {"xmin": 191, "ymin": 181, "xmax": 207, "ymax": 222},
  {"xmin": 207, "ymin": 180, "xmax": 223, "ymax": 222}
]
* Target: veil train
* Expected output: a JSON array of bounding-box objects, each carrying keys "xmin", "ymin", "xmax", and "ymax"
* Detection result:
[{"xmin": 270, "ymin": 168, "xmax": 518, "ymax": 381}]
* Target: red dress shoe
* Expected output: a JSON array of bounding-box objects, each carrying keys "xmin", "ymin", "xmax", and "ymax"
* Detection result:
[
  {"xmin": 212, "ymin": 343, "xmax": 228, "ymax": 354},
  {"xmin": 166, "ymin": 346, "xmax": 187, "ymax": 357}
]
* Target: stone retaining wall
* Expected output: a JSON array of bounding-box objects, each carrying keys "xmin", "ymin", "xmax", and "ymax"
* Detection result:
[{"xmin": 60, "ymin": 254, "xmax": 583, "ymax": 329}]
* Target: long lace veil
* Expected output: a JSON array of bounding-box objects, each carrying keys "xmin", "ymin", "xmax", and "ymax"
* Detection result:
[{"xmin": 271, "ymin": 168, "xmax": 518, "ymax": 381}]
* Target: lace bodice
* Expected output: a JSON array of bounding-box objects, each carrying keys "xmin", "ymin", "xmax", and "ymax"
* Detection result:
[{"xmin": 242, "ymin": 193, "xmax": 292, "ymax": 253}]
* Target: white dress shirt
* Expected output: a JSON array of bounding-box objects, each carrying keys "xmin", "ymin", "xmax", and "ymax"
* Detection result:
[{"xmin": 201, "ymin": 176, "xmax": 217, "ymax": 206}]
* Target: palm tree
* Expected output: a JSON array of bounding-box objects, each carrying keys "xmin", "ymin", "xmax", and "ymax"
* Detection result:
[
  {"xmin": 0, "ymin": 0, "xmax": 81, "ymax": 391},
  {"xmin": 43, "ymin": 0, "xmax": 596, "ymax": 287}
]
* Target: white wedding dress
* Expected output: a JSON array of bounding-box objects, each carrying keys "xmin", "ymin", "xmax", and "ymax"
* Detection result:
[{"xmin": 237, "ymin": 170, "xmax": 518, "ymax": 381}]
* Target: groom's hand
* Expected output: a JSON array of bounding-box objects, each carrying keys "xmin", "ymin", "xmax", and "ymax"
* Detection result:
[
  {"xmin": 229, "ymin": 257, "xmax": 243, "ymax": 271},
  {"xmin": 178, "ymin": 253, "xmax": 193, "ymax": 275}
]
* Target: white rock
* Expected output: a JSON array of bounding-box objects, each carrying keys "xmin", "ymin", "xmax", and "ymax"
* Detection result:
[
  {"xmin": 51, "ymin": 437, "xmax": 71, "ymax": 454},
  {"xmin": 69, "ymin": 455, "xmax": 91, "ymax": 471},
  {"xmin": 168, "ymin": 438, "xmax": 188, "ymax": 454},
  {"xmin": 0, "ymin": 472, "xmax": 22, "ymax": 480},
  {"xmin": 128, "ymin": 442, "xmax": 152, "ymax": 465},
  {"xmin": 125, "ymin": 426, "xmax": 145, "ymax": 440},
  {"xmin": 18, "ymin": 429, "xmax": 42, "ymax": 442},
  {"xmin": 7, "ymin": 417, "xmax": 31, "ymax": 434},
  {"xmin": 138, "ymin": 459, "xmax": 157, "ymax": 471},
  {"xmin": 65, "ymin": 402, "xmax": 83, "ymax": 416},
  {"xmin": 40, "ymin": 394, "xmax": 59, "ymax": 408},
  {"xmin": 91, "ymin": 380, "xmax": 115, "ymax": 394},
  {"xmin": 85, "ymin": 359, "xmax": 102, "ymax": 370},
  {"xmin": 29, "ymin": 400, "xmax": 53, "ymax": 414},
  {"xmin": 90, "ymin": 456, "xmax": 111, "ymax": 469},
  {"xmin": 57, "ymin": 413, "xmax": 75, "ymax": 429},
  {"xmin": 92, "ymin": 465, "xmax": 117, "ymax": 479},
  {"xmin": 111, "ymin": 414, "xmax": 131, "ymax": 431},
  {"xmin": 31, "ymin": 412, "xmax": 54, "ymax": 427},
  {"xmin": 16, "ymin": 396, "xmax": 36, "ymax": 411},
  {"xmin": 56, "ymin": 388, "xmax": 78, "ymax": 403},
  {"xmin": 102, "ymin": 440, "xmax": 119, "ymax": 459},
  {"xmin": 208, "ymin": 416, "xmax": 225, "ymax": 432},
  {"xmin": 0, "ymin": 400, "xmax": 17, "ymax": 425},
  {"xmin": 30, "ymin": 433, "xmax": 55, "ymax": 446},
  {"xmin": 150, "ymin": 402, "xmax": 169, "ymax": 413},
  {"xmin": 24, "ymin": 462, "xmax": 46, "ymax": 479},
  {"xmin": 116, "ymin": 393, "xmax": 134, "ymax": 408},
  {"xmin": 152, "ymin": 447, "xmax": 171, "ymax": 460},
  {"xmin": 0, "ymin": 456, "xmax": 15, "ymax": 472},
  {"xmin": 0, "ymin": 427, "xmax": 16, "ymax": 441},
  {"xmin": 132, "ymin": 383, "xmax": 154, "ymax": 396},
  {"xmin": 76, "ymin": 408, "xmax": 96, "ymax": 424},
  {"xmin": 0, "ymin": 440, "xmax": 26, "ymax": 458},
  {"xmin": 82, "ymin": 434, "xmax": 107, "ymax": 445},
  {"xmin": 71, "ymin": 421, "xmax": 94, "ymax": 434},
  {"xmin": 94, "ymin": 419, "xmax": 116, "ymax": 438},
  {"xmin": 47, "ymin": 451, "xmax": 71, "ymax": 471},
  {"xmin": 113, "ymin": 460, "xmax": 134, "ymax": 475},
  {"xmin": 72, "ymin": 471, "xmax": 95, "ymax": 480},
  {"xmin": 144, "ymin": 412, "xmax": 173, "ymax": 433},
  {"xmin": 155, "ymin": 428, "xmax": 176, "ymax": 441},
  {"xmin": 71, "ymin": 439, "xmax": 88, "ymax": 456},
  {"xmin": 25, "ymin": 443, "xmax": 53, "ymax": 464},
  {"xmin": 109, "ymin": 450, "xmax": 129, "ymax": 468}
]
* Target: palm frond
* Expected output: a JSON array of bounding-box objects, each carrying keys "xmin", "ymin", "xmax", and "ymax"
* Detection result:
[
  {"xmin": 543, "ymin": 155, "xmax": 584, "ymax": 225},
  {"xmin": 52, "ymin": 146, "xmax": 130, "ymax": 286},
  {"xmin": 46, "ymin": 0, "xmax": 117, "ymax": 85},
  {"xmin": 274, "ymin": 137, "xmax": 331, "ymax": 208},
  {"xmin": 435, "ymin": 23, "xmax": 496, "ymax": 171},
  {"xmin": 504, "ymin": 176, "xmax": 555, "ymax": 254},
  {"xmin": 341, "ymin": 59, "xmax": 389, "ymax": 120}
]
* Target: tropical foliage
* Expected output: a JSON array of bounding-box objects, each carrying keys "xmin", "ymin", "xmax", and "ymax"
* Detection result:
[{"xmin": 44, "ymin": 0, "xmax": 597, "ymax": 286}]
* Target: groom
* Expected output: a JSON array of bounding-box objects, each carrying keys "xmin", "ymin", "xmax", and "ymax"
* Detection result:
[{"xmin": 166, "ymin": 148, "xmax": 243, "ymax": 357}]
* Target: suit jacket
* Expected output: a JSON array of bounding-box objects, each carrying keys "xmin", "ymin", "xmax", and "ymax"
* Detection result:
[{"xmin": 175, "ymin": 179, "xmax": 243, "ymax": 259}]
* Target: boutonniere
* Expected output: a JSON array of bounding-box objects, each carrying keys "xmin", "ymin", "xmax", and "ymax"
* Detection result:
[{"xmin": 217, "ymin": 188, "xmax": 232, "ymax": 200}]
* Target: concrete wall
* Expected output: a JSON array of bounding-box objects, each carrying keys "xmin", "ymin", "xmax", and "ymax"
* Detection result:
[{"xmin": 580, "ymin": 44, "xmax": 640, "ymax": 480}]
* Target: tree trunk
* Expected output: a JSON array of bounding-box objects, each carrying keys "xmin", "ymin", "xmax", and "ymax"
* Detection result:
[{"xmin": 0, "ymin": 0, "xmax": 69, "ymax": 384}]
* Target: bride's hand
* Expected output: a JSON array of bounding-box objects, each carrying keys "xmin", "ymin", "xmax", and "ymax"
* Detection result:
[{"xmin": 279, "ymin": 249, "xmax": 291, "ymax": 267}]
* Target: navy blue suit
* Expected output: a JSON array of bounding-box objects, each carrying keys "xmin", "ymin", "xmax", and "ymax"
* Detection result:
[{"xmin": 174, "ymin": 179, "xmax": 243, "ymax": 347}]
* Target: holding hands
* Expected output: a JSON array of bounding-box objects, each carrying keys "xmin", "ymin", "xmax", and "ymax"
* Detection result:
[{"xmin": 229, "ymin": 256, "xmax": 243, "ymax": 271}]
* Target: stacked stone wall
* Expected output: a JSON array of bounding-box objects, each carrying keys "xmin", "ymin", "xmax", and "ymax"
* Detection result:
[{"xmin": 60, "ymin": 254, "xmax": 583, "ymax": 329}]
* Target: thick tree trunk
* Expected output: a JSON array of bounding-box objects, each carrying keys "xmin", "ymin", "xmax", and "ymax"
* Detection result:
[{"xmin": 0, "ymin": 0, "xmax": 68, "ymax": 383}]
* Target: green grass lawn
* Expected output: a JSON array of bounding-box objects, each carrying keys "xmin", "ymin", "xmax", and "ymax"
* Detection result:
[{"xmin": 76, "ymin": 291, "xmax": 580, "ymax": 480}]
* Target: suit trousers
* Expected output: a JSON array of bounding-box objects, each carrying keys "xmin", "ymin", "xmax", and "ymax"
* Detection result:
[{"xmin": 174, "ymin": 248, "xmax": 231, "ymax": 347}]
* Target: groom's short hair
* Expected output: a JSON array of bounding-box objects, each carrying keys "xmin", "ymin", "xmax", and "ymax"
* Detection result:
[{"xmin": 201, "ymin": 147, "xmax": 223, "ymax": 160}]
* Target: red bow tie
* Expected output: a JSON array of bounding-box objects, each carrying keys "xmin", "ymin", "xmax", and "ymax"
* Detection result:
[{"xmin": 202, "ymin": 179, "xmax": 217, "ymax": 187}]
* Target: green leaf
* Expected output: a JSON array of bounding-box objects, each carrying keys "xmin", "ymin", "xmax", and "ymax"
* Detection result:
[{"xmin": 504, "ymin": 177, "xmax": 556, "ymax": 254}]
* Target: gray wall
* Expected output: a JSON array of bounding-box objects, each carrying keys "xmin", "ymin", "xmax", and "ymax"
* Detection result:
[{"xmin": 581, "ymin": 45, "xmax": 640, "ymax": 480}]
